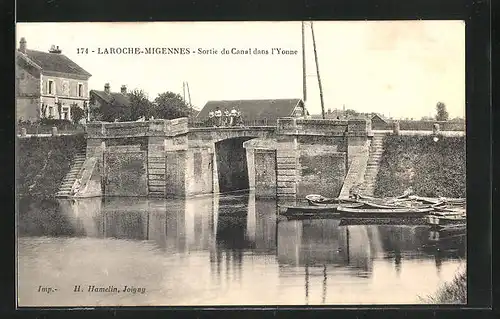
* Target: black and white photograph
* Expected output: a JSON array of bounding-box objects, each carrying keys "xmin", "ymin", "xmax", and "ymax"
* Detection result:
[{"xmin": 15, "ymin": 21, "xmax": 467, "ymax": 307}]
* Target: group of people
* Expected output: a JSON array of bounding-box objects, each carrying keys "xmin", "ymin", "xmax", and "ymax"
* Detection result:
[{"xmin": 207, "ymin": 106, "xmax": 244, "ymax": 127}]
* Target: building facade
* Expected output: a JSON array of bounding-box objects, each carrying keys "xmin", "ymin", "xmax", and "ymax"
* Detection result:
[{"xmin": 16, "ymin": 38, "xmax": 92, "ymax": 122}]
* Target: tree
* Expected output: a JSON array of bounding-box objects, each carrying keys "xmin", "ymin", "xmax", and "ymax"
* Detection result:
[
  {"xmin": 153, "ymin": 92, "xmax": 191, "ymax": 120},
  {"xmin": 41, "ymin": 104, "xmax": 48, "ymax": 119},
  {"xmin": 435, "ymin": 102, "xmax": 449, "ymax": 121},
  {"xmin": 99, "ymin": 101, "xmax": 131, "ymax": 122},
  {"xmin": 71, "ymin": 104, "xmax": 85, "ymax": 124},
  {"xmin": 128, "ymin": 89, "xmax": 153, "ymax": 121},
  {"xmin": 57, "ymin": 102, "xmax": 62, "ymax": 120}
]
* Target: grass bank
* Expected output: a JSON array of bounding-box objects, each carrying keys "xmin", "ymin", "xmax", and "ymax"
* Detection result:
[
  {"xmin": 421, "ymin": 266, "xmax": 467, "ymax": 304},
  {"xmin": 375, "ymin": 134, "xmax": 465, "ymax": 198},
  {"xmin": 16, "ymin": 134, "xmax": 86, "ymax": 199}
]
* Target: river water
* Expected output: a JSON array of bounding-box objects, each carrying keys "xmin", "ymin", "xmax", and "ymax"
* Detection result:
[{"xmin": 17, "ymin": 193, "xmax": 466, "ymax": 306}]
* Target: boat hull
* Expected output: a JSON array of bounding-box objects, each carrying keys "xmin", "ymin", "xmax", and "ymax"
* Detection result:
[
  {"xmin": 338, "ymin": 205, "xmax": 434, "ymax": 218},
  {"xmin": 426, "ymin": 214, "xmax": 466, "ymax": 227}
]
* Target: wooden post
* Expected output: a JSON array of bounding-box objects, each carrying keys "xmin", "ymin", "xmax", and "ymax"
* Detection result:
[
  {"xmin": 20, "ymin": 128, "xmax": 27, "ymax": 137},
  {"xmin": 51, "ymin": 127, "xmax": 58, "ymax": 136},
  {"xmin": 393, "ymin": 121, "xmax": 400, "ymax": 135},
  {"xmin": 433, "ymin": 123, "xmax": 440, "ymax": 135}
]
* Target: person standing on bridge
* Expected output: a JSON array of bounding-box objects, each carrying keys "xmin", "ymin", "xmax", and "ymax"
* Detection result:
[
  {"xmin": 230, "ymin": 107, "xmax": 237, "ymax": 126},
  {"xmin": 223, "ymin": 109, "xmax": 230, "ymax": 126},
  {"xmin": 208, "ymin": 110, "xmax": 215, "ymax": 127},
  {"xmin": 236, "ymin": 109, "xmax": 243, "ymax": 126},
  {"xmin": 214, "ymin": 107, "xmax": 222, "ymax": 127}
]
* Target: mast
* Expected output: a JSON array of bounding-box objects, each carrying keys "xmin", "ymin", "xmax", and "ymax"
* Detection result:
[
  {"xmin": 310, "ymin": 21, "xmax": 326, "ymax": 119},
  {"xmin": 302, "ymin": 21, "xmax": 307, "ymax": 103},
  {"xmin": 182, "ymin": 81, "xmax": 186, "ymax": 102},
  {"xmin": 186, "ymin": 81, "xmax": 192, "ymax": 107}
]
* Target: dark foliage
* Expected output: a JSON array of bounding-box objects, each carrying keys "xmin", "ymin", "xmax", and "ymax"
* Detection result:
[
  {"xmin": 70, "ymin": 104, "xmax": 85, "ymax": 124},
  {"xmin": 153, "ymin": 92, "xmax": 192, "ymax": 120},
  {"xmin": 435, "ymin": 102, "xmax": 449, "ymax": 121},
  {"xmin": 17, "ymin": 134, "xmax": 86, "ymax": 198},
  {"xmin": 374, "ymin": 135, "xmax": 465, "ymax": 198}
]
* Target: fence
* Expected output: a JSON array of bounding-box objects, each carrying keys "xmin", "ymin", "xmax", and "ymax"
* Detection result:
[
  {"xmin": 188, "ymin": 118, "xmax": 275, "ymax": 127},
  {"xmin": 17, "ymin": 123, "xmax": 86, "ymax": 135},
  {"xmin": 397, "ymin": 120, "xmax": 465, "ymax": 131}
]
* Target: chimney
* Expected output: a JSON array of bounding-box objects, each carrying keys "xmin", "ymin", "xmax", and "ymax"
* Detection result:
[
  {"xmin": 120, "ymin": 85, "xmax": 127, "ymax": 94},
  {"xmin": 49, "ymin": 45, "xmax": 62, "ymax": 54},
  {"xmin": 104, "ymin": 83, "xmax": 110, "ymax": 94},
  {"xmin": 19, "ymin": 37, "xmax": 27, "ymax": 53}
]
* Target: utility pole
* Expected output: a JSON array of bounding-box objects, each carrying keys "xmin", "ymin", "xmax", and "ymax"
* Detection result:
[
  {"xmin": 186, "ymin": 81, "xmax": 192, "ymax": 107},
  {"xmin": 310, "ymin": 21, "xmax": 326, "ymax": 119},
  {"xmin": 182, "ymin": 81, "xmax": 186, "ymax": 102},
  {"xmin": 302, "ymin": 21, "xmax": 307, "ymax": 103}
]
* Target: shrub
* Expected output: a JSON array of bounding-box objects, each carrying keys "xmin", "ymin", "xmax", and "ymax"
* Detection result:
[
  {"xmin": 374, "ymin": 135, "xmax": 465, "ymax": 198},
  {"xmin": 420, "ymin": 266, "xmax": 466, "ymax": 304},
  {"xmin": 16, "ymin": 134, "xmax": 86, "ymax": 198}
]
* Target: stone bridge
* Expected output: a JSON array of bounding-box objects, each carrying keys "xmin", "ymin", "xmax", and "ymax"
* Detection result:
[{"xmin": 77, "ymin": 117, "xmax": 372, "ymax": 200}]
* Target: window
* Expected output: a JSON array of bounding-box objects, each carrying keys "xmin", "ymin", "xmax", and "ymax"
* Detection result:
[
  {"xmin": 78, "ymin": 83, "xmax": 83, "ymax": 97},
  {"xmin": 48, "ymin": 80, "xmax": 54, "ymax": 95},
  {"xmin": 62, "ymin": 107, "xmax": 69, "ymax": 120}
]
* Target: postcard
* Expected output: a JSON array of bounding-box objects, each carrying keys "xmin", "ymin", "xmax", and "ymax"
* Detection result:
[{"xmin": 16, "ymin": 20, "xmax": 466, "ymax": 307}]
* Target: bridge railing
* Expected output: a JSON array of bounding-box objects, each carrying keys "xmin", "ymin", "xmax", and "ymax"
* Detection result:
[{"xmin": 188, "ymin": 119, "xmax": 275, "ymax": 128}]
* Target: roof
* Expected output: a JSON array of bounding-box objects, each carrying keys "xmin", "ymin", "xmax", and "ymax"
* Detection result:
[
  {"xmin": 371, "ymin": 113, "xmax": 389, "ymax": 123},
  {"xmin": 17, "ymin": 49, "xmax": 91, "ymax": 78},
  {"xmin": 197, "ymin": 99, "xmax": 304, "ymax": 122},
  {"xmin": 90, "ymin": 90, "xmax": 130, "ymax": 107}
]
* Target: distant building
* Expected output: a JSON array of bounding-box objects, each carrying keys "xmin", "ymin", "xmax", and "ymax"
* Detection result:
[
  {"xmin": 15, "ymin": 38, "xmax": 92, "ymax": 122},
  {"xmin": 371, "ymin": 113, "xmax": 391, "ymax": 130},
  {"xmin": 89, "ymin": 84, "xmax": 131, "ymax": 121},
  {"xmin": 197, "ymin": 99, "xmax": 307, "ymax": 125}
]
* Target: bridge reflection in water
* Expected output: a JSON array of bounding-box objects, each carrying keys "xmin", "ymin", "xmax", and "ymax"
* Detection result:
[{"xmin": 17, "ymin": 193, "xmax": 465, "ymax": 306}]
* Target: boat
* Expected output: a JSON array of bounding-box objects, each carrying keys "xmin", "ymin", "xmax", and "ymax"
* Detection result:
[
  {"xmin": 339, "ymin": 217, "xmax": 427, "ymax": 226},
  {"xmin": 426, "ymin": 212, "xmax": 466, "ymax": 227},
  {"xmin": 280, "ymin": 202, "xmax": 364, "ymax": 219},
  {"xmin": 305, "ymin": 194, "xmax": 358, "ymax": 206},
  {"xmin": 337, "ymin": 205, "xmax": 434, "ymax": 218}
]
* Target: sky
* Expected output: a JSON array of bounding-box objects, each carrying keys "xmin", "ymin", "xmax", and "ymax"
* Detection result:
[{"xmin": 16, "ymin": 21, "xmax": 465, "ymax": 119}]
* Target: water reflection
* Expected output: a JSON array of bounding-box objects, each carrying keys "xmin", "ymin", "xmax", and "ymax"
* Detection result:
[{"xmin": 17, "ymin": 194, "xmax": 466, "ymax": 306}]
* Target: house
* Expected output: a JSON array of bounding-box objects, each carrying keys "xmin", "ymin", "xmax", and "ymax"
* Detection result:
[
  {"xmin": 89, "ymin": 84, "xmax": 131, "ymax": 121},
  {"xmin": 16, "ymin": 38, "xmax": 92, "ymax": 122},
  {"xmin": 371, "ymin": 113, "xmax": 391, "ymax": 130},
  {"xmin": 197, "ymin": 99, "xmax": 307, "ymax": 125}
]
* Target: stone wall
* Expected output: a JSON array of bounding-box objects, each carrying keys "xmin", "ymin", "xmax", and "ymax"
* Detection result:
[
  {"xmin": 253, "ymin": 150, "xmax": 277, "ymax": 198},
  {"xmin": 104, "ymin": 151, "xmax": 148, "ymax": 196},
  {"xmin": 165, "ymin": 151, "xmax": 187, "ymax": 198},
  {"xmin": 185, "ymin": 148, "xmax": 213, "ymax": 196},
  {"xmin": 297, "ymin": 152, "xmax": 346, "ymax": 198}
]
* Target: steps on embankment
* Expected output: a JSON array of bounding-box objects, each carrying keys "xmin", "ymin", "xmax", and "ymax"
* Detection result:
[
  {"xmin": 358, "ymin": 132, "xmax": 387, "ymax": 196},
  {"xmin": 148, "ymin": 156, "xmax": 166, "ymax": 197},
  {"xmin": 55, "ymin": 148, "xmax": 87, "ymax": 198},
  {"xmin": 338, "ymin": 150, "xmax": 370, "ymax": 199}
]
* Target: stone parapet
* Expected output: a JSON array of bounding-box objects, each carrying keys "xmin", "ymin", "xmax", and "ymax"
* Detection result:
[
  {"xmin": 277, "ymin": 118, "xmax": 349, "ymax": 136},
  {"xmin": 86, "ymin": 118, "xmax": 189, "ymax": 139}
]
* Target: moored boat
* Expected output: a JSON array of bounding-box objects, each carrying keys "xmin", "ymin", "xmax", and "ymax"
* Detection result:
[
  {"xmin": 280, "ymin": 202, "xmax": 363, "ymax": 219},
  {"xmin": 337, "ymin": 205, "xmax": 434, "ymax": 218},
  {"xmin": 305, "ymin": 194, "xmax": 358, "ymax": 206},
  {"xmin": 426, "ymin": 212, "xmax": 466, "ymax": 227}
]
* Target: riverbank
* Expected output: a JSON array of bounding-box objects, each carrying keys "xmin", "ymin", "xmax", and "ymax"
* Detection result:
[
  {"xmin": 374, "ymin": 134, "xmax": 466, "ymax": 198},
  {"xmin": 422, "ymin": 266, "xmax": 466, "ymax": 304},
  {"xmin": 16, "ymin": 134, "xmax": 86, "ymax": 198}
]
